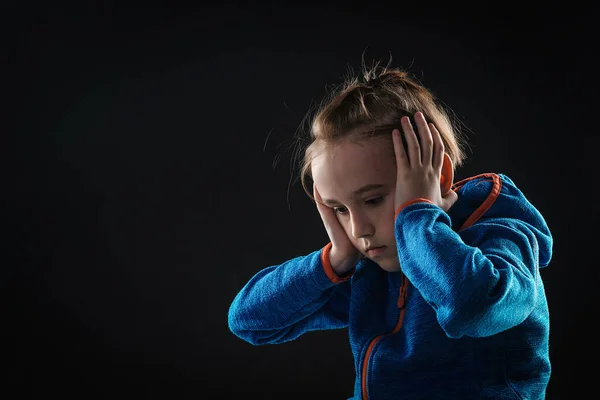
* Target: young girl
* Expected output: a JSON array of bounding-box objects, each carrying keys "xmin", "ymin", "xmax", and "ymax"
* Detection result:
[{"xmin": 228, "ymin": 61, "xmax": 553, "ymax": 399}]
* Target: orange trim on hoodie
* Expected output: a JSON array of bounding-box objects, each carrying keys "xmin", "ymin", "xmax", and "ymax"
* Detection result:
[
  {"xmin": 395, "ymin": 198, "xmax": 435, "ymax": 220},
  {"xmin": 361, "ymin": 273, "xmax": 409, "ymax": 400},
  {"xmin": 452, "ymin": 173, "xmax": 502, "ymax": 231},
  {"xmin": 361, "ymin": 174, "xmax": 502, "ymax": 399},
  {"xmin": 321, "ymin": 242, "xmax": 354, "ymax": 284}
]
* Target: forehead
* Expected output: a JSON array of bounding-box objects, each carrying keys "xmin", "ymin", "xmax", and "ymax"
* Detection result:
[{"xmin": 312, "ymin": 139, "xmax": 395, "ymax": 198}]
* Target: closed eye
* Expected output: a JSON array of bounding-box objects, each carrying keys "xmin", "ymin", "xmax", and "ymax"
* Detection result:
[
  {"xmin": 333, "ymin": 196, "xmax": 384, "ymax": 214},
  {"xmin": 366, "ymin": 196, "xmax": 383, "ymax": 206}
]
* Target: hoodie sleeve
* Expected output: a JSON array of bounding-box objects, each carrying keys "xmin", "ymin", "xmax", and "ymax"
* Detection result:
[
  {"xmin": 227, "ymin": 243, "xmax": 353, "ymax": 345},
  {"xmin": 394, "ymin": 176, "xmax": 553, "ymax": 339}
]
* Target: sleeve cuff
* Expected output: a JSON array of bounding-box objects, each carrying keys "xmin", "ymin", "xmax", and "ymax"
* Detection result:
[
  {"xmin": 395, "ymin": 198, "xmax": 436, "ymax": 220},
  {"xmin": 320, "ymin": 242, "xmax": 355, "ymax": 284}
]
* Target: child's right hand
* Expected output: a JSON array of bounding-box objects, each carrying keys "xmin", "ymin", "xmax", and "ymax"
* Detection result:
[{"xmin": 314, "ymin": 183, "xmax": 364, "ymax": 275}]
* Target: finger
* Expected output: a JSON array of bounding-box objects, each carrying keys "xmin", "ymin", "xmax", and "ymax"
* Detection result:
[
  {"xmin": 401, "ymin": 116, "xmax": 421, "ymax": 166},
  {"xmin": 415, "ymin": 112, "xmax": 433, "ymax": 165},
  {"xmin": 314, "ymin": 183, "xmax": 349, "ymax": 246},
  {"xmin": 314, "ymin": 182, "xmax": 321, "ymax": 202},
  {"xmin": 314, "ymin": 184, "xmax": 336, "ymax": 219},
  {"xmin": 429, "ymin": 123, "xmax": 444, "ymax": 170},
  {"xmin": 392, "ymin": 129, "xmax": 410, "ymax": 172},
  {"xmin": 314, "ymin": 183, "xmax": 328, "ymax": 209}
]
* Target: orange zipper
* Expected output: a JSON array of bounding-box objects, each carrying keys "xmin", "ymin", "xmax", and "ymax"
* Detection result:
[{"xmin": 361, "ymin": 272, "xmax": 409, "ymax": 399}]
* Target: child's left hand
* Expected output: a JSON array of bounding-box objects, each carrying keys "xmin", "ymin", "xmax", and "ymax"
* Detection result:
[{"xmin": 392, "ymin": 112, "xmax": 458, "ymax": 212}]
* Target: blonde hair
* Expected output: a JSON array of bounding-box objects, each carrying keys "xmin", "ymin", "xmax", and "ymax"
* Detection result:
[{"xmin": 296, "ymin": 58, "xmax": 469, "ymax": 202}]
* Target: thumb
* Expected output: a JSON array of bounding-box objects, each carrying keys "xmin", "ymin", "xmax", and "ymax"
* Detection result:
[{"xmin": 440, "ymin": 189, "xmax": 458, "ymax": 212}]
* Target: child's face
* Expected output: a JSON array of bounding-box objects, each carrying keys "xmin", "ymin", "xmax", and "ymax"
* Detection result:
[{"xmin": 312, "ymin": 138, "xmax": 400, "ymax": 272}]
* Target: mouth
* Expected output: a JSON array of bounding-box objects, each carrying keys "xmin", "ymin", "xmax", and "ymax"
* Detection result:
[{"xmin": 366, "ymin": 246, "xmax": 386, "ymax": 257}]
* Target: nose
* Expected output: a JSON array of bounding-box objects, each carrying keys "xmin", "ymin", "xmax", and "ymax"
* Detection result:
[{"xmin": 351, "ymin": 212, "xmax": 374, "ymax": 239}]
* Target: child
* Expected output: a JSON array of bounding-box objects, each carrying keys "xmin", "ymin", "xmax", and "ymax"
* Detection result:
[{"xmin": 228, "ymin": 60, "xmax": 553, "ymax": 399}]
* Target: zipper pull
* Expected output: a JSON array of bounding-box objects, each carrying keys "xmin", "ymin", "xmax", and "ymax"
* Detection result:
[{"xmin": 397, "ymin": 282, "xmax": 407, "ymax": 308}]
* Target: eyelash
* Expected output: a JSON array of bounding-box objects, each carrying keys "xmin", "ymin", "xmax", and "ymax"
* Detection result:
[{"xmin": 333, "ymin": 196, "xmax": 384, "ymax": 214}]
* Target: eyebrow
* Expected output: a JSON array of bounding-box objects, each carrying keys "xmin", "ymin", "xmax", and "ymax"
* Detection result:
[{"xmin": 322, "ymin": 184, "xmax": 386, "ymax": 205}]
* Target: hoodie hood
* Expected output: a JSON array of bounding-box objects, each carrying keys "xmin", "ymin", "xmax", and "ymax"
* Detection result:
[{"xmin": 449, "ymin": 173, "xmax": 553, "ymax": 268}]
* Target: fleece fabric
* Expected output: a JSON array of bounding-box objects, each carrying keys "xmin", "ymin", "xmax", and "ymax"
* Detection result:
[{"xmin": 228, "ymin": 173, "xmax": 553, "ymax": 400}]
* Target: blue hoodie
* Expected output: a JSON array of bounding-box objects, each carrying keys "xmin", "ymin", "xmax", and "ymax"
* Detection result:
[{"xmin": 228, "ymin": 173, "xmax": 553, "ymax": 400}]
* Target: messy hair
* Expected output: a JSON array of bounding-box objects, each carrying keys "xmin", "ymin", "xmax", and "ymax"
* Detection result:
[{"xmin": 295, "ymin": 57, "xmax": 469, "ymax": 202}]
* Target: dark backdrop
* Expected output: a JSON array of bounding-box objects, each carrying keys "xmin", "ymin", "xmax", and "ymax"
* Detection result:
[{"xmin": 8, "ymin": 2, "xmax": 598, "ymax": 399}]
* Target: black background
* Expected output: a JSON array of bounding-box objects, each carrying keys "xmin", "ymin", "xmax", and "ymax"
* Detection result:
[{"xmin": 8, "ymin": 2, "xmax": 599, "ymax": 399}]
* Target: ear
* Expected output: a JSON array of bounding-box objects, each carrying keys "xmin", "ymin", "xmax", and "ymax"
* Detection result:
[{"xmin": 440, "ymin": 153, "xmax": 454, "ymax": 195}]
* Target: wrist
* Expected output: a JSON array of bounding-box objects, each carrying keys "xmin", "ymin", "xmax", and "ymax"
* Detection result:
[
  {"xmin": 329, "ymin": 246, "xmax": 356, "ymax": 276},
  {"xmin": 394, "ymin": 198, "xmax": 435, "ymax": 220}
]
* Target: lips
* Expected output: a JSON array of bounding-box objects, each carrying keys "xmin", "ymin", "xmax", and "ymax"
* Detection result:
[{"xmin": 366, "ymin": 246, "xmax": 386, "ymax": 257}]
